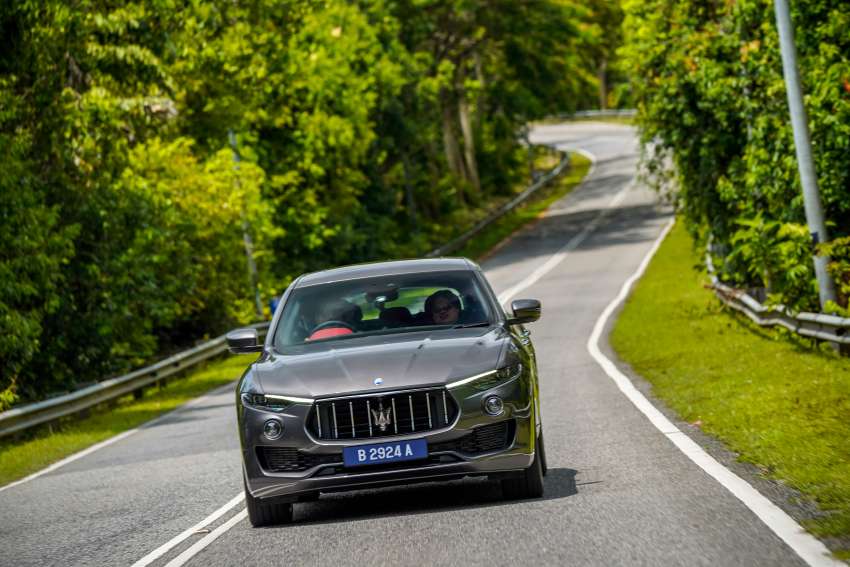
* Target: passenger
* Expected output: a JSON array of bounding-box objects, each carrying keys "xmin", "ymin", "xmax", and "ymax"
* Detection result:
[
  {"xmin": 423, "ymin": 290, "xmax": 462, "ymax": 325},
  {"xmin": 308, "ymin": 300, "xmax": 361, "ymax": 341}
]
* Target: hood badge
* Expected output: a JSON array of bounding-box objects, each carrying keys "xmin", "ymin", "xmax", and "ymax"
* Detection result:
[
  {"xmin": 373, "ymin": 377, "xmax": 383, "ymax": 386},
  {"xmin": 371, "ymin": 401, "xmax": 393, "ymax": 432}
]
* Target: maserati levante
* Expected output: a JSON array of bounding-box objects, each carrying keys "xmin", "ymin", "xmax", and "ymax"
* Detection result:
[{"xmin": 227, "ymin": 258, "xmax": 545, "ymax": 526}]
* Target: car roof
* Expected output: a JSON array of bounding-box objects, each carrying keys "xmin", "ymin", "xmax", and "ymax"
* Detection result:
[{"xmin": 296, "ymin": 258, "xmax": 479, "ymax": 287}]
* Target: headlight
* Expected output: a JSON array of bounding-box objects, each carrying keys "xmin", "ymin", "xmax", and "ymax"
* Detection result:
[
  {"xmin": 446, "ymin": 363, "xmax": 522, "ymax": 390},
  {"xmin": 240, "ymin": 392, "xmax": 314, "ymax": 412},
  {"xmin": 241, "ymin": 393, "xmax": 290, "ymax": 412}
]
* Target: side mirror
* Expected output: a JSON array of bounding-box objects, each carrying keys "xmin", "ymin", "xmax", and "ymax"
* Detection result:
[
  {"xmin": 226, "ymin": 328, "xmax": 263, "ymax": 354},
  {"xmin": 506, "ymin": 299, "xmax": 541, "ymax": 325}
]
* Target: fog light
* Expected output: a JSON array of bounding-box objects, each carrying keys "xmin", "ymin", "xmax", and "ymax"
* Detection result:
[
  {"xmin": 263, "ymin": 419, "xmax": 283, "ymax": 440},
  {"xmin": 483, "ymin": 395, "xmax": 504, "ymax": 416}
]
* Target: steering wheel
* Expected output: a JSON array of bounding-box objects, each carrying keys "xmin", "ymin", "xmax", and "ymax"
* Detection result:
[{"xmin": 310, "ymin": 320, "xmax": 356, "ymax": 334}]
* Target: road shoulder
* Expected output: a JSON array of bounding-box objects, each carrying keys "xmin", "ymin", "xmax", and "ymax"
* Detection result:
[{"xmin": 605, "ymin": 222, "xmax": 850, "ymax": 562}]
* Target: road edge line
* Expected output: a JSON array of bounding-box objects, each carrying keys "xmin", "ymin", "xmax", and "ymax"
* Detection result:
[{"xmin": 586, "ymin": 218, "xmax": 842, "ymax": 567}]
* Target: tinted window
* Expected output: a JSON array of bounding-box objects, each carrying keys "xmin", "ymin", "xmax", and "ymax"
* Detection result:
[{"xmin": 274, "ymin": 271, "xmax": 493, "ymax": 348}]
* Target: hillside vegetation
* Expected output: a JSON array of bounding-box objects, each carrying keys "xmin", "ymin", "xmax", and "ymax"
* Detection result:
[{"xmin": 0, "ymin": 0, "xmax": 621, "ymax": 407}]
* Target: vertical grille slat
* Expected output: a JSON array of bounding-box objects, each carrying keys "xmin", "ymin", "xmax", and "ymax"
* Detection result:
[
  {"xmin": 310, "ymin": 388, "xmax": 458, "ymax": 441},
  {"xmin": 366, "ymin": 400, "xmax": 373, "ymax": 437},
  {"xmin": 316, "ymin": 407, "xmax": 322, "ymax": 438}
]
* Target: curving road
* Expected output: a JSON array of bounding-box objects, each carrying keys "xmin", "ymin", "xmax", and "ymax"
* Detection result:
[{"xmin": 1, "ymin": 123, "xmax": 814, "ymax": 566}]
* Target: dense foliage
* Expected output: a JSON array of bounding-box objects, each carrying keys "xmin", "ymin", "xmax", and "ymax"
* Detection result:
[
  {"xmin": 0, "ymin": 0, "xmax": 603, "ymax": 407},
  {"xmin": 621, "ymin": 0, "xmax": 850, "ymax": 313}
]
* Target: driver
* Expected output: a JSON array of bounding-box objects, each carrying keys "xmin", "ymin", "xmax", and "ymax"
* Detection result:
[
  {"xmin": 423, "ymin": 290, "xmax": 462, "ymax": 325},
  {"xmin": 308, "ymin": 299, "xmax": 361, "ymax": 341}
]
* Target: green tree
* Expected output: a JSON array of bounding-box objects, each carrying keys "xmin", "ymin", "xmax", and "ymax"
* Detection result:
[{"xmin": 621, "ymin": 0, "xmax": 850, "ymax": 311}]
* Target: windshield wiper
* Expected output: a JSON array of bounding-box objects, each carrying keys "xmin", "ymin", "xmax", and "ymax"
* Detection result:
[{"xmin": 452, "ymin": 322, "xmax": 491, "ymax": 329}]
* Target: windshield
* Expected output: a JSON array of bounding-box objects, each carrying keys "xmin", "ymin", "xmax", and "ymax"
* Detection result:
[{"xmin": 273, "ymin": 270, "xmax": 494, "ymax": 348}]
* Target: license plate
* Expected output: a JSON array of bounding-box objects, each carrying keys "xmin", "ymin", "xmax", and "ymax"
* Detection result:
[{"xmin": 343, "ymin": 439, "xmax": 427, "ymax": 467}]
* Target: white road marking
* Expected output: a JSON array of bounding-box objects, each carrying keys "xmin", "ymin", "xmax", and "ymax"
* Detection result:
[
  {"xmin": 130, "ymin": 493, "xmax": 244, "ymax": 567},
  {"xmin": 567, "ymin": 147, "xmax": 597, "ymax": 179},
  {"xmin": 163, "ymin": 509, "xmax": 249, "ymax": 567},
  {"xmin": 497, "ymin": 174, "xmax": 632, "ymax": 304},
  {"xmin": 586, "ymin": 219, "xmax": 842, "ymax": 567},
  {"xmin": 0, "ymin": 380, "xmax": 236, "ymax": 494}
]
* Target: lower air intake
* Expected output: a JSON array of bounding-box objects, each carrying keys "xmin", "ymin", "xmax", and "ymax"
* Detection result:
[{"xmin": 429, "ymin": 420, "xmax": 515, "ymax": 455}]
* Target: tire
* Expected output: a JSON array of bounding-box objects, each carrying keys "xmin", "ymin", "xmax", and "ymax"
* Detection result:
[
  {"xmin": 501, "ymin": 438, "xmax": 545, "ymax": 500},
  {"xmin": 244, "ymin": 475, "xmax": 293, "ymax": 527},
  {"xmin": 538, "ymin": 431, "xmax": 548, "ymax": 477}
]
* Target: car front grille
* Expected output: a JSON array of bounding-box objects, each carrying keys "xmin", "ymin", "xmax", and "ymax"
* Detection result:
[
  {"xmin": 257, "ymin": 447, "xmax": 341, "ymax": 472},
  {"xmin": 429, "ymin": 420, "xmax": 514, "ymax": 455},
  {"xmin": 309, "ymin": 388, "xmax": 458, "ymax": 440}
]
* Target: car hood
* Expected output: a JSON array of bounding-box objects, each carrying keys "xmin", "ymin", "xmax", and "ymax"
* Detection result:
[{"xmin": 253, "ymin": 327, "xmax": 510, "ymax": 399}]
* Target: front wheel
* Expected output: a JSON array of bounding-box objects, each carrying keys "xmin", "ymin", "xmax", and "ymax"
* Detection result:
[
  {"xmin": 538, "ymin": 431, "xmax": 548, "ymax": 476},
  {"xmin": 501, "ymin": 436, "xmax": 545, "ymax": 500},
  {"xmin": 244, "ymin": 475, "xmax": 293, "ymax": 527}
]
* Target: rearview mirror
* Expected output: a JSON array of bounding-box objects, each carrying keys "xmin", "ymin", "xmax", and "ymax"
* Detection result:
[
  {"xmin": 226, "ymin": 328, "xmax": 263, "ymax": 354},
  {"xmin": 506, "ymin": 299, "xmax": 541, "ymax": 325}
]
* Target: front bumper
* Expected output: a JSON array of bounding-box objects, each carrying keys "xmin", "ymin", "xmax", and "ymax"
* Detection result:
[{"xmin": 239, "ymin": 377, "xmax": 536, "ymax": 503}]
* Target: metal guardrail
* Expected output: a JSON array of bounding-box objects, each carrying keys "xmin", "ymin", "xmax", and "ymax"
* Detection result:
[
  {"xmin": 547, "ymin": 108, "xmax": 637, "ymax": 121},
  {"xmin": 706, "ymin": 252, "xmax": 850, "ymax": 345},
  {"xmin": 570, "ymin": 108, "xmax": 636, "ymax": 118},
  {"xmin": 0, "ymin": 322, "xmax": 270, "ymax": 438},
  {"xmin": 427, "ymin": 151, "xmax": 571, "ymax": 257},
  {"xmin": 0, "ymin": 134, "xmax": 578, "ymax": 438}
]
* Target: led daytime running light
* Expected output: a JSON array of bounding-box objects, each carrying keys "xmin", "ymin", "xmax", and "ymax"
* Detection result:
[
  {"xmin": 264, "ymin": 394, "xmax": 314, "ymax": 404},
  {"xmin": 446, "ymin": 370, "xmax": 497, "ymax": 389}
]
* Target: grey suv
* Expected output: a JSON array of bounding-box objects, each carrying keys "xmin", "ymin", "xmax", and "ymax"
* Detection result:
[{"xmin": 228, "ymin": 258, "xmax": 546, "ymax": 526}]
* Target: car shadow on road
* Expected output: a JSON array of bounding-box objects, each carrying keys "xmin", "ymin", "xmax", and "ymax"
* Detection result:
[{"xmin": 274, "ymin": 467, "xmax": 579, "ymax": 527}]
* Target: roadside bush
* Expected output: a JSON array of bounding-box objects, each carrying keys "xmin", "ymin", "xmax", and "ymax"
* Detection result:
[{"xmin": 621, "ymin": 0, "xmax": 850, "ymax": 311}]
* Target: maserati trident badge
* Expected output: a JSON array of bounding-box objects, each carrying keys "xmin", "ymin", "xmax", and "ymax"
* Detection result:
[{"xmin": 370, "ymin": 401, "xmax": 393, "ymax": 432}]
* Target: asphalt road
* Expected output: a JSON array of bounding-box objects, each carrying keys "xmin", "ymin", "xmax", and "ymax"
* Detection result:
[{"xmin": 1, "ymin": 122, "xmax": 808, "ymax": 566}]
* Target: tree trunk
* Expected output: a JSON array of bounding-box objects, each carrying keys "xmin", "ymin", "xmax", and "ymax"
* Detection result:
[
  {"xmin": 425, "ymin": 141, "xmax": 443, "ymax": 217},
  {"xmin": 598, "ymin": 58, "xmax": 608, "ymax": 110},
  {"xmin": 473, "ymin": 50, "xmax": 485, "ymax": 131},
  {"xmin": 402, "ymin": 152, "xmax": 418, "ymax": 233},
  {"xmin": 457, "ymin": 93, "xmax": 480, "ymax": 199},
  {"xmin": 441, "ymin": 98, "xmax": 467, "ymax": 204}
]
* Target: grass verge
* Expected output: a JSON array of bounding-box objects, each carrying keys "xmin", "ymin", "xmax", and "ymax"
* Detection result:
[
  {"xmin": 0, "ymin": 355, "xmax": 248, "ymax": 487},
  {"xmin": 0, "ymin": 151, "xmax": 592, "ymax": 488},
  {"xmin": 610, "ymin": 221, "xmax": 850, "ymax": 559},
  {"xmin": 457, "ymin": 152, "xmax": 591, "ymax": 260}
]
